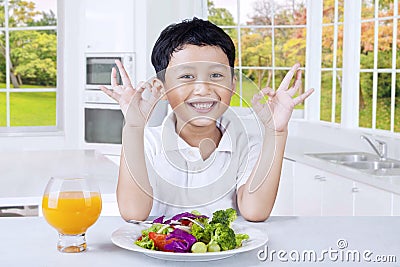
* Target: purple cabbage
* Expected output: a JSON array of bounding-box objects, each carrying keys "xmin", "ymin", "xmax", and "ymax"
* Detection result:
[
  {"xmin": 164, "ymin": 229, "xmax": 197, "ymax": 253},
  {"xmin": 164, "ymin": 212, "xmax": 208, "ymax": 224},
  {"xmin": 152, "ymin": 215, "xmax": 165, "ymax": 224}
]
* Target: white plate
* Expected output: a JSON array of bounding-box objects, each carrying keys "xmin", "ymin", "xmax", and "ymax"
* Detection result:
[{"xmin": 111, "ymin": 222, "xmax": 268, "ymax": 261}]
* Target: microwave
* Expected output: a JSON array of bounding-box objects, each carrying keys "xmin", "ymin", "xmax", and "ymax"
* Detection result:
[{"xmin": 85, "ymin": 52, "xmax": 135, "ymax": 90}]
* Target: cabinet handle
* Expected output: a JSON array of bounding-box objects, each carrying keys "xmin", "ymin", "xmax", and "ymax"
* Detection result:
[
  {"xmin": 314, "ymin": 175, "xmax": 322, "ymax": 180},
  {"xmin": 352, "ymin": 187, "xmax": 359, "ymax": 193},
  {"xmin": 319, "ymin": 177, "xmax": 326, "ymax": 182}
]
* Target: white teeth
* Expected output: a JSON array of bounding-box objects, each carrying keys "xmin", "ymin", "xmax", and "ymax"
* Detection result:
[{"xmin": 191, "ymin": 102, "xmax": 214, "ymax": 109}]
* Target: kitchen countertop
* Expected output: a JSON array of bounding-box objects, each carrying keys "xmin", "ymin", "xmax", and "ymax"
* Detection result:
[
  {"xmin": 0, "ymin": 149, "xmax": 119, "ymax": 207},
  {"xmin": 0, "ymin": 216, "xmax": 399, "ymax": 266},
  {"xmin": 285, "ymin": 136, "xmax": 400, "ymax": 195}
]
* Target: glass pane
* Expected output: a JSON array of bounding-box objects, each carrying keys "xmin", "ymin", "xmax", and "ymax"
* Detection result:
[
  {"xmin": 361, "ymin": 0, "xmax": 375, "ymax": 20},
  {"xmin": 336, "ymin": 24, "xmax": 344, "ymax": 68},
  {"xmin": 378, "ymin": 0, "xmax": 394, "ymax": 17},
  {"xmin": 233, "ymin": 69, "xmax": 260, "ymax": 107},
  {"xmin": 359, "ymin": 72, "xmax": 373, "ymax": 128},
  {"xmin": 335, "ymin": 70, "xmax": 342, "ymax": 123},
  {"xmin": 0, "ymin": 0, "xmax": 4, "ymax": 27},
  {"xmin": 322, "ymin": 25, "xmax": 334, "ymax": 68},
  {"xmin": 337, "ymin": 0, "xmax": 344, "ymax": 23},
  {"xmin": 242, "ymin": 0, "xmax": 272, "ymax": 25},
  {"xmin": 397, "ymin": 19, "xmax": 400, "ymax": 69},
  {"xmin": 360, "ymin": 22, "xmax": 374, "ymax": 69},
  {"xmin": 323, "ymin": 0, "xmax": 334, "ymax": 24},
  {"xmin": 274, "ymin": 27, "xmax": 306, "ymax": 67},
  {"xmin": 8, "ymin": 0, "xmax": 57, "ymax": 27},
  {"xmin": 320, "ymin": 71, "xmax": 333, "ymax": 122},
  {"xmin": 9, "ymin": 30, "xmax": 57, "ymax": 88},
  {"xmin": 241, "ymin": 28, "xmax": 272, "ymax": 67},
  {"xmin": 396, "ymin": 74, "xmax": 400, "ymax": 132},
  {"xmin": 0, "ymin": 92, "xmax": 5, "ymax": 126},
  {"xmin": 208, "ymin": 0, "xmax": 237, "ymax": 26},
  {"xmin": 0, "ymin": 31, "xmax": 4, "ymax": 88},
  {"xmin": 274, "ymin": 0, "xmax": 306, "ymax": 25},
  {"xmin": 378, "ymin": 20, "xmax": 392, "ymax": 69},
  {"xmin": 10, "ymin": 92, "xmax": 56, "ymax": 126},
  {"xmin": 376, "ymin": 73, "xmax": 391, "ymax": 130}
]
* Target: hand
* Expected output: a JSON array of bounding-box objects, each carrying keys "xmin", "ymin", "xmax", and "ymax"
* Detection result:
[
  {"xmin": 251, "ymin": 63, "xmax": 314, "ymax": 132},
  {"xmin": 100, "ymin": 60, "xmax": 163, "ymax": 127}
]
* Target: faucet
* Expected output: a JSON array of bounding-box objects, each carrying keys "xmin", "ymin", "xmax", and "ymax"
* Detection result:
[{"xmin": 360, "ymin": 135, "xmax": 387, "ymax": 161}]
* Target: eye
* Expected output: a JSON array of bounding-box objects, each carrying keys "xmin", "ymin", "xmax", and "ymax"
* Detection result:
[
  {"xmin": 179, "ymin": 74, "xmax": 195, "ymax": 79},
  {"xmin": 210, "ymin": 73, "xmax": 224, "ymax": 79}
]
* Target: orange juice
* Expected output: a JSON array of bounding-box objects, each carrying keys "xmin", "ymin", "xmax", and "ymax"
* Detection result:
[{"xmin": 42, "ymin": 191, "xmax": 102, "ymax": 235}]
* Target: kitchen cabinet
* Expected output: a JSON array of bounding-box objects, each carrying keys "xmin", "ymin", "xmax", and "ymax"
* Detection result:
[
  {"xmin": 393, "ymin": 194, "xmax": 400, "ymax": 216},
  {"xmin": 353, "ymin": 182, "xmax": 392, "ymax": 216},
  {"xmin": 270, "ymin": 159, "xmax": 295, "ymax": 216},
  {"xmin": 84, "ymin": 0, "xmax": 134, "ymax": 52},
  {"xmin": 293, "ymin": 163, "xmax": 323, "ymax": 215},
  {"xmin": 293, "ymin": 163, "xmax": 353, "ymax": 216}
]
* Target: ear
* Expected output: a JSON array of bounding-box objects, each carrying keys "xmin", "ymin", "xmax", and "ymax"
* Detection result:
[{"xmin": 151, "ymin": 78, "xmax": 167, "ymax": 100}]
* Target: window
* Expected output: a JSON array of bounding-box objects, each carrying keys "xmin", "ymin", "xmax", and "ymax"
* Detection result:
[
  {"xmin": 359, "ymin": 0, "xmax": 399, "ymax": 132},
  {"xmin": 320, "ymin": 0, "xmax": 343, "ymax": 123},
  {"xmin": 0, "ymin": 0, "xmax": 57, "ymax": 131},
  {"xmin": 207, "ymin": 0, "xmax": 307, "ymax": 108}
]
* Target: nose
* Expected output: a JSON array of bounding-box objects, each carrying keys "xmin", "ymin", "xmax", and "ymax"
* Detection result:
[{"xmin": 193, "ymin": 82, "xmax": 211, "ymax": 96}]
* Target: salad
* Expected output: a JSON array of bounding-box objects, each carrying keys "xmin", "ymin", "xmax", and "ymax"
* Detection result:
[{"xmin": 135, "ymin": 208, "xmax": 249, "ymax": 253}]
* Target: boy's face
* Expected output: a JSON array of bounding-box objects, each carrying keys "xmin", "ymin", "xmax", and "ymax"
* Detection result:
[{"xmin": 163, "ymin": 45, "xmax": 236, "ymax": 128}]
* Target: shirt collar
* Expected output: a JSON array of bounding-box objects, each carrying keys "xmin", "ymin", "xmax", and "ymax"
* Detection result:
[{"xmin": 160, "ymin": 112, "xmax": 235, "ymax": 153}]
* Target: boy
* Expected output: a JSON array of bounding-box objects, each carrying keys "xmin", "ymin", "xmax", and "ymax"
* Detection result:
[{"xmin": 100, "ymin": 18, "xmax": 313, "ymax": 222}]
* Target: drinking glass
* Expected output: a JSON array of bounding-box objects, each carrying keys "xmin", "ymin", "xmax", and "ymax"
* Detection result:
[{"xmin": 42, "ymin": 177, "xmax": 102, "ymax": 253}]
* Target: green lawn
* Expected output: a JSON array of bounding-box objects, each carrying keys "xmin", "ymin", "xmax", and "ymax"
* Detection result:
[{"xmin": 0, "ymin": 83, "xmax": 56, "ymax": 127}]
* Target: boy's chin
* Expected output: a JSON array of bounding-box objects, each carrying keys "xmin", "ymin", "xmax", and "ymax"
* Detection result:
[{"xmin": 187, "ymin": 117, "xmax": 217, "ymax": 127}]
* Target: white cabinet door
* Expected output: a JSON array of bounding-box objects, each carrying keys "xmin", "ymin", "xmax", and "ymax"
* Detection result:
[
  {"xmin": 353, "ymin": 182, "xmax": 392, "ymax": 216},
  {"xmin": 293, "ymin": 163, "xmax": 322, "ymax": 216},
  {"xmin": 393, "ymin": 194, "xmax": 400, "ymax": 216},
  {"xmin": 271, "ymin": 159, "xmax": 294, "ymax": 216},
  {"xmin": 84, "ymin": 0, "xmax": 134, "ymax": 52},
  {"xmin": 321, "ymin": 173, "xmax": 353, "ymax": 216}
]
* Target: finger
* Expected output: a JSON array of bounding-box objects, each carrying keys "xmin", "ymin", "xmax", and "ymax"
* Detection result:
[
  {"xmin": 111, "ymin": 67, "xmax": 118, "ymax": 87},
  {"xmin": 287, "ymin": 73, "xmax": 302, "ymax": 96},
  {"xmin": 293, "ymin": 88, "xmax": 315, "ymax": 105},
  {"xmin": 261, "ymin": 87, "xmax": 276, "ymax": 97},
  {"xmin": 100, "ymin": 85, "xmax": 121, "ymax": 102},
  {"xmin": 278, "ymin": 63, "xmax": 300, "ymax": 92},
  {"xmin": 115, "ymin": 59, "xmax": 132, "ymax": 86}
]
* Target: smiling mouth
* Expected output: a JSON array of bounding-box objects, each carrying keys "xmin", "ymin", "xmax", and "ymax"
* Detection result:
[{"xmin": 188, "ymin": 101, "xmax": 217, "ymax": 113}]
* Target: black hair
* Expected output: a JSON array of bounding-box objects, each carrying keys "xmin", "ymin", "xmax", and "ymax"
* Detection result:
[{"xmin": 151, "ymin": 17, "xmax": 236, "ymax": 81}]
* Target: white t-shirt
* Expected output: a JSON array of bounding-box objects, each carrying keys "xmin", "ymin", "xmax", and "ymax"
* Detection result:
[{"xmin": 144, "ymin": 108, "xmax": 262, "ymax": 217}]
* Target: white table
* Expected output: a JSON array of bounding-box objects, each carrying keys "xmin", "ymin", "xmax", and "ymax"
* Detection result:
[
  {"xmin": 0, "ymin": 149, "xmax": 120, "ymax": 215},
  {"xmin": 1, "ymin": 216, "xmax": 399, "ymax": 266}
]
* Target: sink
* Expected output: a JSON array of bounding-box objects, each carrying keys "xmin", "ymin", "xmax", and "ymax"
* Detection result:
[
  {"xmin": 306, "ymin": 152, "xmax": 400, "ymax": 176},
  {"xmin": 307, "ymin": 152, "xmax": 380, "ymax": 163},
  {"xmin": 342, "ymin": 161, "xmax": 400, "ymax": 170}
]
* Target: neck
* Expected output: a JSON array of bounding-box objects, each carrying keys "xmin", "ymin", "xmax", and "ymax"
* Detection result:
[{"xmin": 176, "ymin": 121, "xmax": 221, "ymax": 147}]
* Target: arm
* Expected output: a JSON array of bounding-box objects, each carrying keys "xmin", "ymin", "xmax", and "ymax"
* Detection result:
[
  {"xmin": 100, "ymin": 60, "xmax": 163, "ymax": 221},
  {"xmin": 117, "ymin": 127, "xmax": 152, "ymax": 221},
  {"xmin": 237, "ymin": 63, "xmax": 314, "ymax": 222}
]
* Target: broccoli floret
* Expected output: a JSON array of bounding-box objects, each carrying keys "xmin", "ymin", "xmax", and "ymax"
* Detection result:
[
  {"xmin": 235, "ymin": 233, "xmax": 249, "ymax": 248},
  {"xmin": 210, "ymin": 208, "xmax": 237, "ymax": 226},
  {"xmin": 211, "ymin": 223, "xmax": 236, "ymax": 251},
  {"xmin": 191, "ymin": 221, "xmax": 213, "ymax": 244}
]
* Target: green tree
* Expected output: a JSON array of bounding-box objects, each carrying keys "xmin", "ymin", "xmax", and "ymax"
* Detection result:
[{"xmin": 0, "ymin": 1, "xmax": 56, "ymax": 87}]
